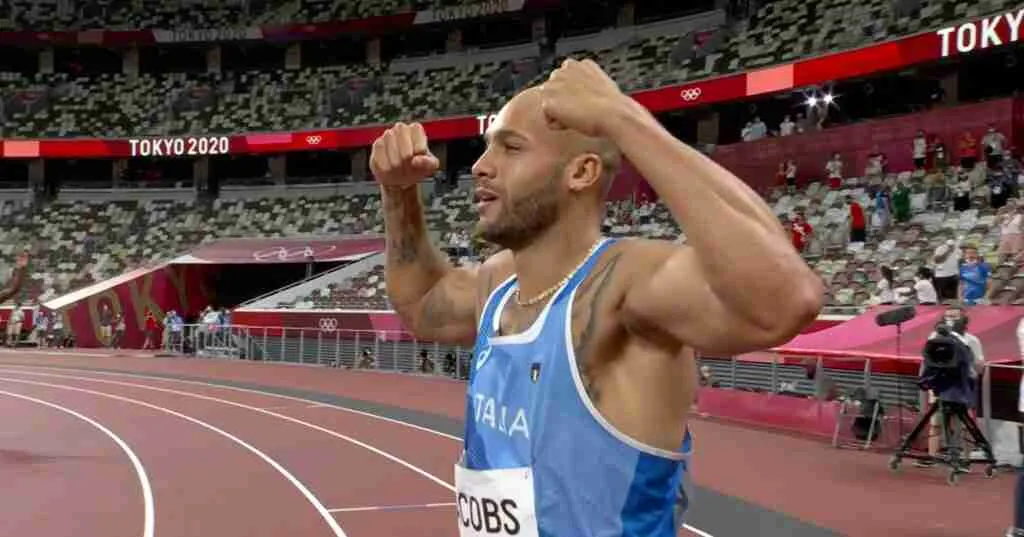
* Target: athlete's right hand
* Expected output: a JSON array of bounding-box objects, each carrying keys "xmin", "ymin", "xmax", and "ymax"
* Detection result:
[{"xmin": 370, "ymin": 122, "xmax": 440, "ymax": 187}]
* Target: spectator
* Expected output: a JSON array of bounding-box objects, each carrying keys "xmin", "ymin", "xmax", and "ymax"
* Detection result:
[
  {"xmin": 959, "ymin": 130, "xmax": 978, "ymax": 170},
  {"xmin": 958, "ymin": 244, "xmax": 991, "ymax": 305},
  {"xmin": 990, "ymin": 167, "xmax": 1014, "ymax": 209},
  {"xmin": 142, "ymin": 309, "xmax": 157, "ymax": 350},
  {"xmin": 932, "ymin": 239, "xmax": 961, "ymax": 302},
  {"xmin": 825, "ymin": 153, "xmax": 844, "ymax": 189},
  {"xmin": 997, "ymin": 201, "xmax": 1024, "ymax": 262},
  {"xmin": 913, "ymin": 129, "xmax": 928, "ymax": 171},
  {"xmin": 925, "ymin": 170, "xmax": 949, "ymax": 210},
  {"xmin": 874, "ymin": 266, "xmax": 895, "ymax": 305},
  {"xmin": 913, "ymin": 267, "xmax": 938, "ymax": 305},
  {"xmin": 741, "ymin": 121, "xmax": 754, "ymax": 141},
  {"xmin": 846, "ymin": 195, "xmax": 866, "ymax": 243},
  {"xmin": 931, "ymin": 134, "xmax": 948, "ymax": 170},
  {"xmin": 865, "ymin": 146, "xmax": 887, "ymax": 184},
  {"xmin": 785, "ymin": 159, "xmax": 798, "ymax": 192},
  {"xmin": 7, "ymin": 305, "xmax": 23, "ymax": 348},
  {"xmin": 111, "ymin": 313, "xmax": 126, "ymax": 349},
  {"xmin": 952, "ymin": 172, "xmax": 972, "ymax": 212},
  {"xmin": 99, "ymin": 303, "xmax": 112, "ymax": 346},
  {"xmin": 981, "ymin": 125, "xmax": 1006, "ymax": 169},
  {"xmin": 779, "ymin": 115, "xmax": 796, "ymax": 136},
  {"xmin": 870, "ymin": 188, "xmax": 891, "ymax": 236},
  {"xmin": 892, "ymin": 180, "xmax": 911, "ymax": 223},
  {"xmin": 790, "ymin": 210, "xmax": 813, "ymax": 253},
  {"xmin": 750, "ymin": 116, "xmax": 767, "ymax": 139},
  {"xmin": 33, "ymin": 309, "xmax": 48, "ymax": 348}
]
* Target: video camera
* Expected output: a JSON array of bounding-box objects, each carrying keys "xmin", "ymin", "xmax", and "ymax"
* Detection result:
[{"xmin": 918, "ymin": 321, "xmax": 976, "ymax": 405}]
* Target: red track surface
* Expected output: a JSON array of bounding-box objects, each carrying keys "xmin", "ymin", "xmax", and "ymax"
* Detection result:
[{"xmin": 0, "ymin": 350, "xmax": 1014, "ymax": 537}]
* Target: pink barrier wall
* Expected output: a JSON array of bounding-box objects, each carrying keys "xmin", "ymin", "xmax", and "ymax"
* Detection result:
[
  {"xmin": 61, "ymin": 264, "xmax": 215, "ymax": 348},
  {"xmin": 712, "ymin": 97, "xmax": 1020, "ymax": 192}
]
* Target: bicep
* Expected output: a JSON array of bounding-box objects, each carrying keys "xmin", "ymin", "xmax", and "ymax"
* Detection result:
[
  {"xmin": 620, "ymin": 245, "xmax": 783, "ymax": 355},
  {"xmin": 406, "ymin": 266, "xmax": 480, "ymax": 346}
]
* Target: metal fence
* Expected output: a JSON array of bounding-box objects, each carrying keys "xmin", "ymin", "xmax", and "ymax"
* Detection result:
[
  {"xmin": 163, "ymin": 323, "xmax": 1023, "ymax": 443},
  {"xmin": 164, "ymin": 324, "xmax": 473, "ymax": 379}
]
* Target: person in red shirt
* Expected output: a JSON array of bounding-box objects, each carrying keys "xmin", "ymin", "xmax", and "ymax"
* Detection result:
[
  {"xmin": 959, "ymin": 130, "xmax": 978, "ymax": 170},
  {"xmin": 790, "ymin": 211, "xmax": 813, "ymax": 253},
  {"xmin": 142, "ymin": 310, "xmax": 158, "ymax": 350},
  {"xmin": 847, "ymin": 196, "xmax": 866, "ymax": 243}
]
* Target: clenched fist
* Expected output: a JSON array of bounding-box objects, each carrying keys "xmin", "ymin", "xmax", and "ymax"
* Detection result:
[
  {"xmin": 539, "ymin": 58, "xmax": 629, "ymax": 138},
  {"xmin": 370, "ymin": 122, "xmax": 440, "ymax": 187}
]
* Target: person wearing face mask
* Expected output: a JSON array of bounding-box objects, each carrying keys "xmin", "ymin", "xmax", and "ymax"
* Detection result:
[
  {"xmin": 958, "ymin": 245, "xmax": 992, "ymax": 306},
  {"xmin": 916, "ymin": 307, "xmax": 985, "ymax": 468}
]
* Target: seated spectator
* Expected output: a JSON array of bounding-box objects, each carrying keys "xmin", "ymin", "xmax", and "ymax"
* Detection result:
[
  {"xmin": 913, "ymin": 267, "xmax": 939, "ymax": 305},
  {"xmin": 874, "ymin": 266, "xmax": 896, "ymax": 305}
]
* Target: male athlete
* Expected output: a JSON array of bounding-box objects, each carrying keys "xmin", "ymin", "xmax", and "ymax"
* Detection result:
[{"xmin": 371, "ymin": 59, "xmax": 823, "ymax": 536}]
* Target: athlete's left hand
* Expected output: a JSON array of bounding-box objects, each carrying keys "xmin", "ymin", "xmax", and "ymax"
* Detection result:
[{"xmin": 540, "ymin": 58, "xmax": 629, "ymax": 138}]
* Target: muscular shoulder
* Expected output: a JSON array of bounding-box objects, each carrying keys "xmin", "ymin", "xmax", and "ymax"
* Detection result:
[
  {"xmin": 606, "ymin": 237, "xmax": 680, "ymax": 281},
  {"xmin": 475, "ymin": 249, "xmax": 515, "ymax": 308}
]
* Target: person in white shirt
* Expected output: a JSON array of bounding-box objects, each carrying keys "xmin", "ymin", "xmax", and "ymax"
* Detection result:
[
  {"xmin": 875, "ymin": 266, "xmax": 895, "ymax": 304},
  {"xmin": 913, "ymin": 267, "xmax": 938, "ymax": 304},
  {"xmin": 913, "ymin": 130, "xmax": 928, "ymax": 171},
  {"xmin": 779, "ymin": 115, "xmax": 795, "ymax": 136},
  {"xmin": 982, "ymin": 125, "xmax": 1006, "ymax": 169},
  {"xmin": 825, "ymin": 153, "xmax": 843, "ymax": 189},
  {"xmin": 932, "ymin": 239, "xmax": 960, "ymax": 302},
  {"xmin": 750, "ymin": 116, "xmax": 767, "ymax": 140},
  {"xmin": 741, "ymin": 122, "xmax": 753, "ymax": 142}
]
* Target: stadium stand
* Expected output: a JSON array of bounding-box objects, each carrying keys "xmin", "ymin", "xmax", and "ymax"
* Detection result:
[{"xmin": 4, "ymin": 0, "xmax": 1016, "ymax": 137}]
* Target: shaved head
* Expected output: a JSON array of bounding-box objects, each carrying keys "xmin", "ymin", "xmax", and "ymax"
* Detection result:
[{"xmin": 472, "ymin": 86, "xmax": 623, "ymax": 250}]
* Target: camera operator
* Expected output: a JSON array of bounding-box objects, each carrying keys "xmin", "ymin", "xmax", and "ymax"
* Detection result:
[
  {"xmin": 1010, "ymin": 316, "xmax": 1024, "ymax": 536},
  {"xmin": 916, "ymin": 306, "xmax": 985, "ymax": 468}
]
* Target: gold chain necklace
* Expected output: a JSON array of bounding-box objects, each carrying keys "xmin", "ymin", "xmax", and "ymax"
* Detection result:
[{"xmin": 514, "ymin": 238, "xmax": 604, "ymax": 307}]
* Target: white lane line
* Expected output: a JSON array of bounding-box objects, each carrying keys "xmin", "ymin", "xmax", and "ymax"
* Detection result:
[
  {"xmin": 0, "ymin": 362, "xmax": 461, "ymax": 441},
  {"xmin": 0, "ymin": 376, "xmax": 346, "ymax": 537},
  {"xmin": 327, "ymin": 502, "xmax": 456, "ymax": 514},
  {"xmin": 0, "ymin": 389, "xmax": 156, "ymax": 537},
  {"xmin": 0, "ymin": 368, "xmax": 455, "ymax": 493},
  {"xmin": 0, "ymin": 365, "xmax": 713, "ymax": 537}
]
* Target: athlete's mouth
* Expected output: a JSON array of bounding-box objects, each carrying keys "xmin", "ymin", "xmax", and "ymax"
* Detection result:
[{"xmin": 474, "ymin": 189, "xmax": 499, "ymax": 212}]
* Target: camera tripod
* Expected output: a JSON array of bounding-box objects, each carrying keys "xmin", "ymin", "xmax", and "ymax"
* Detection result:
[{"xmin": 888, "ymin": 397, "xmax": 997, "ymax": 485}]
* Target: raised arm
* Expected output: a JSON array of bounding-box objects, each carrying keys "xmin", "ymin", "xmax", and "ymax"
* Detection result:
[
  {"xmin": 540, "ymin": 59, "xmax": 822, "ymax": 355},
  {"xmin": 0, "ymin": 251, "xmax": 29, "ymax": 304},
  {"xmin": 373, "ymin": 123, "xmax": 480, "ymax": 346}
]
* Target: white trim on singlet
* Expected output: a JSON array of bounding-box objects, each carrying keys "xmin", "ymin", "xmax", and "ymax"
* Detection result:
[
  {"xmin": 477, "ymin": 274, "xmax": 517, "ymax": 335},
  {"xmin": 562, "ymin": 282, "xmax": 691, "ymax": 461},
  {"xmin": 486, "ymin": 279, "xmax": 560, "ymax": 345}
]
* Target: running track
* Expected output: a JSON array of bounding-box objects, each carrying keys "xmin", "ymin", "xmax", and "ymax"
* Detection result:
[{"xmin": 0, "ymin": 349, "xmax": 1013, "ymax": 537}]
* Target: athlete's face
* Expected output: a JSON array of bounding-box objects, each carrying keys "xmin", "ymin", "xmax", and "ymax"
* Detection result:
[{"xmin": 471, "ymin": 90, "xmax": 571, "ymax": 250}]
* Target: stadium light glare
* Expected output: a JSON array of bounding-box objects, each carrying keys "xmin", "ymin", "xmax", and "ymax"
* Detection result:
[{"xmin": 805, "ymin": 96, "xmax": 818, "ymax": 107}]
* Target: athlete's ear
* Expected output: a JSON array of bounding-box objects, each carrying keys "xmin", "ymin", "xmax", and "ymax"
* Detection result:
[{"xmin": 565, "ymin": 153, "xmax": 603, "ymax": 193}]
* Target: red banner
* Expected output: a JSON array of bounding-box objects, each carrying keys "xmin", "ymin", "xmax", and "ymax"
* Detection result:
[{"xmin": 2, "ymin": 7, "xmax": 1021, "ymax": 159}]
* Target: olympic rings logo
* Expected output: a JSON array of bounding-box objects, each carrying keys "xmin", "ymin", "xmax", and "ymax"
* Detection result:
[
  {"xmin": 251, "ymin": 245, "xmax": 338, "ymax": 261},
  {"xmin": 679, "ymin": 88, "xmax": 702, "ymax": 102},
  {"xmin": 307, "ymin": 135, "xmax": 323, "ymax": 145},
  {"xmin": 318, "ymin": 318, "xmax": 339, "ymax": 332}
]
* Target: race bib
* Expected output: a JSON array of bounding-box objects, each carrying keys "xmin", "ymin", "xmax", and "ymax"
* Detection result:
[{"xmin": 454, "ymin": 464, "xmax": 539, "ymax": 537}]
